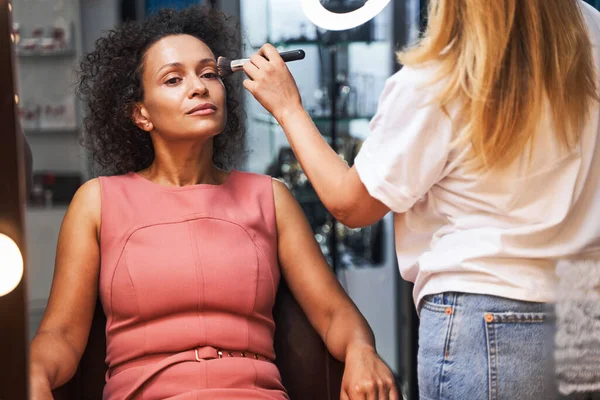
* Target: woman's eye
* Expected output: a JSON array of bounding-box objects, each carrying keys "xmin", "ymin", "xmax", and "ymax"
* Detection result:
[
  {"xmin": 165, "ymin": 77, "xmax": 181, "ymax": 85},
  {"xmin": 201, "ymin": 72, "xmax": 218, "ymax": 79}
]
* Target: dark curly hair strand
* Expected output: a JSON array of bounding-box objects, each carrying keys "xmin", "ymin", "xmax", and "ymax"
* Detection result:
[{"xmin": 78, "ymin": 6, "xmax": 246, "ymax": 176}]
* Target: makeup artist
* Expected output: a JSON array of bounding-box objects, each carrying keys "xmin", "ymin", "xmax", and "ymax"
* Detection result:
[{"xmin": 244, "ymin": 0, "xmax": 600, "ymax": 397}]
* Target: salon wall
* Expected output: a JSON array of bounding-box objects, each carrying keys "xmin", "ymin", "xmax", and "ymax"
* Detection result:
[
  {"xmin": 19, "ymin": 0, "xmax": 120, "ymax": 339},
  {"xmin": 13, "ymin": 0, "xmax": 81, "ymax": 338},
  {"xmin": 12, "ymin": 0, "xmax": 84, "ymax": 174}
]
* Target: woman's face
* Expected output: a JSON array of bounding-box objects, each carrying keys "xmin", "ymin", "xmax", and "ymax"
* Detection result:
[{"xmin": 134, "ymin": 34, "xmax": 227, "ymax": 140}]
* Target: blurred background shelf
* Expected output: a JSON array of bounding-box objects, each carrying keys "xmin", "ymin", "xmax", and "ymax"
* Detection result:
[
  {"xmin": 24, "ymin": 128, "xmax": 78, "ymax": 136},
  {"xmin": 16, "ymin": 48, "xmax": 75, "ymax": 58}
]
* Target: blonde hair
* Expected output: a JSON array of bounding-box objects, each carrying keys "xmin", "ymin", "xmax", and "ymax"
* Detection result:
[{"xmin": 399, "ymin": 0, "xmax": 598, "ymax": 169}]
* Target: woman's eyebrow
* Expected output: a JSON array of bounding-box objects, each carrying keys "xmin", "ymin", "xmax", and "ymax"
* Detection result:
[{"xmin": 156, "ymin": 58, "xmax": 217, "ymax": 77}]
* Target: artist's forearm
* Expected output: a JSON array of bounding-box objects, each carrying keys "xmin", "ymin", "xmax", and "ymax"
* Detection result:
[
  {"xmin": 279, "ymin": 108, "xmax": 352, "ymax": 219},
  {"xmin": 323, "ymin": 305, "xmax": 376, "ymax": 362}
]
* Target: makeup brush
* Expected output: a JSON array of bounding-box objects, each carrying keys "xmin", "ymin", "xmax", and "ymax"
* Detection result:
[{"xmin": 217, "ymin": 49, "xmax": 306, "ymax": 78}]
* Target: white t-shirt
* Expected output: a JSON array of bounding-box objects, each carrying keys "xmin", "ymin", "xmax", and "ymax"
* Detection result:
[{"xmin": 354, "ymin": 0, "xmax": 600, "ymax": 309}]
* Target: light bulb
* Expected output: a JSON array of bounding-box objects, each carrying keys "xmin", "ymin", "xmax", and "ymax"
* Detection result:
[
  {"xmin": 301, "ymin": 0, "xmax": 390, "ymax": 31},
  {"xmin": 0, "ymin": 233, "xmax": 24, "ymax": 297}
]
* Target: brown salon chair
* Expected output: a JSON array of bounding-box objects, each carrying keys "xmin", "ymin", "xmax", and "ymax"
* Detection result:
[{"xmin": 52, "ymin": 280, "xmax": 345, "ymax": 400}]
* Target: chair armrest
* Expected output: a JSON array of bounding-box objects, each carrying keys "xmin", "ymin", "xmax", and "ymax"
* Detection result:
[{"xmin": 273, "ymin": 280, "xmax": 345, "ymax": 400}]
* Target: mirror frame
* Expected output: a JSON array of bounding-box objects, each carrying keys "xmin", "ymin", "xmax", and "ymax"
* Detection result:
[{"xmin": 0, "ymin": 0, "xmax": 30, "ymax": 398}]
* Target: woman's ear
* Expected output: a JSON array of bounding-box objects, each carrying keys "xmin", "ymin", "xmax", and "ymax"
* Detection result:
[{"xmin": 132, "ymin": 104, "xmax": 153, "ymax": 132}]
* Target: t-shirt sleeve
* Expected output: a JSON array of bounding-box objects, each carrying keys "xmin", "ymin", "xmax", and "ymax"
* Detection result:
[{"xmin": 354, "ymin": 65, "xmax": 454, "ymax": 213}]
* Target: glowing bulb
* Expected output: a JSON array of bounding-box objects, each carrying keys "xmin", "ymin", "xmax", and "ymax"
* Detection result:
[
  {"xmin": 8, "ymin": 3, "xmax": 12, "ymax": 12},
  {"xmin": 301, "ymin": 0, "xmax": 390, "ymax": 31},
  {"xmin": 10, "ymin": 33, "xmax": 15, "ymax": 43},
  {"xmin": 0, "ymin": 233, "xmax": 24, "ymax": 297},
  {"xmin": 14, "ymin": 94, "xmax": 18, "ymax": 104}
]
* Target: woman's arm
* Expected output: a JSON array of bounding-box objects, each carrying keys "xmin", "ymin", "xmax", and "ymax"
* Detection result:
[
  {"xmin": 29, "ymin": 179, "xmax": 101, "ymax": 395},
  {"xmin": 272, "ymin": 179, "xmax": 397, "ymax": 399},
  {"xmin": 244, "ymin": 45, "xmax": 389, "ymax": 229}
]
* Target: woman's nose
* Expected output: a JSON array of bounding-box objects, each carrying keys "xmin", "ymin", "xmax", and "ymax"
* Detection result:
[{"xmin": 189, "ymin": 76, "xmax": 208, "ymax": 98}]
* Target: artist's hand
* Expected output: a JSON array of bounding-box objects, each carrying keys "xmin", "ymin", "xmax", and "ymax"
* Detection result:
[
  {"xmin": 342, "ymin": 343, "xmax": 399, "ymax": 400},
  {"xmin": 243, "ymin": 43, "xmax": 305, "ymax": 125}
]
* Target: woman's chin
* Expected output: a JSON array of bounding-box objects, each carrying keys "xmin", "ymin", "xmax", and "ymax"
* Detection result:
[
  {"xmin": 181, "ymin": 126, "xmax": 225, "ymax": 140},
  {"xmin": 191, "ymin": 120, "xmax": 226, "ymax": 135},
  {"xmin": 155, "ymin": 121, "xmax": 226, "ymax": 141}
]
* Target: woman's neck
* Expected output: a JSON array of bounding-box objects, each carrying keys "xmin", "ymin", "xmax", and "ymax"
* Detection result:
[{"xmin": 140, "ymin": 138, "xmax": 225, "ymax": 187}]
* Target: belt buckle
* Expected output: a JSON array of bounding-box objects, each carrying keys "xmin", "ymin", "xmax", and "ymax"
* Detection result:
[{"xmin": 195, "ymin": 347, "xmax": 221, "ymax": 361}]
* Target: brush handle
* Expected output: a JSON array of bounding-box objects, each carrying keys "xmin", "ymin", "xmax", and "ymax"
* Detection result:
[
  {"xmin": 231, "ymin": 49, "xmax": 306, "ymax": 70},
  {"xmin": 279, "ymin": 50, "xmax": 306, "ymax": 62}
]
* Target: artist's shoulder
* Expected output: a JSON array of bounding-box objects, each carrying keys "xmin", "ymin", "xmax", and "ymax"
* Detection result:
[
  {"xmin": 388, "ymin": 61, "xmax": 444, "ymax": 89},
  {"xmin": 579, "ymin": 0, "xmax": 600, "ymax": 45}
]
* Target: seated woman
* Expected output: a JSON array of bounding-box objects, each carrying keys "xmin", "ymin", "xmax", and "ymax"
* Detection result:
[{"xmin": 28, "ymin": 5, "xmax": 397, "ymax": 400}]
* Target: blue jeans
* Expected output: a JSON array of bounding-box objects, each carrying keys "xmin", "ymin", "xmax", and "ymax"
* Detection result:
[{"xmin": 418, "ymin": 292, "xmax": 556, "ymax": 400}]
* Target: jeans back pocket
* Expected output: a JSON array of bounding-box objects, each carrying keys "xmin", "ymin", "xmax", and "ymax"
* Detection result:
[{"xmin": 484, "ymin": 311, "xmax": 555, "ymax": 400}]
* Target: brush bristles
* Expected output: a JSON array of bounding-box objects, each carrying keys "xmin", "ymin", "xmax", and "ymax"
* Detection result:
[{"xmin": 217, "ymin": 57, "xmax": 234, "ymax": 78}]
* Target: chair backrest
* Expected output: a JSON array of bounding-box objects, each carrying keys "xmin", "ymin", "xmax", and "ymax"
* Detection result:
[
  {"xmin": 52, "ymin": 280, "xmax": 344, "ymax": 400},
  {"xmin": 273, "ymin": 279, "xmax": 345, "ymax": 400}
]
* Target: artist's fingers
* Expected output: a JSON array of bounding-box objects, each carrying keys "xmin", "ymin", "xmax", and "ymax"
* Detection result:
[
  {"xmin": 258, "ymin": 43, "xmax": 282, "ymax": 63},
  {"xmin": 250, "ymin": 55, "xmax": 270, "ymax": 73},
  {"xmin": 242, "ymin": 60, "xmax": 260, "ymax": 79}
]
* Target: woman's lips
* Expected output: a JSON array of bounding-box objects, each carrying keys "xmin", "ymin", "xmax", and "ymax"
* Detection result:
[
  {"xmin": 188, "ymin": 108, "xmax": 216, "ymax": 116},
  {"xmin": 187, "ymin": 103, "xmax": 217, "ymax": 116}
]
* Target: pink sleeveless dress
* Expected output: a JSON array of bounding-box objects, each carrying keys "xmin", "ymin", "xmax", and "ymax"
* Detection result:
[{"xmin": 97, "ymin": 170, "xmax": 289, "ymax": 400}]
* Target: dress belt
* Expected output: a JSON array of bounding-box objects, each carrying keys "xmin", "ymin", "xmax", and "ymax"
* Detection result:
[{"xmin": 112, "ymin": 346, "xmax": 273, "ymax": 400}]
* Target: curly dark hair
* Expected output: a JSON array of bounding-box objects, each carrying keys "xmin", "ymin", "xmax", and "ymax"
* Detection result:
[{"xmin": 77, "ymin": 6, "xmax": 246, "ymax": 176}]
